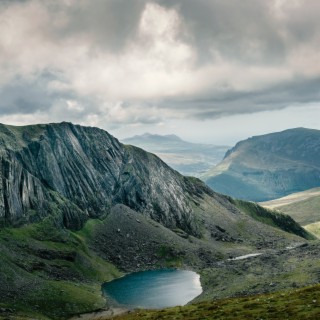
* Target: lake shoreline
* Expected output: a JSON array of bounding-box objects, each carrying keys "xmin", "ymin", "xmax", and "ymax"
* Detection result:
[{"xmin": 102, "ymin": 269, "xmax": 202, "ymax": 309}]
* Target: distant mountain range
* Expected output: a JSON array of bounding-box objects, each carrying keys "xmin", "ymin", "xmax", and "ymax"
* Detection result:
[
  {"xmin": 122, "ymin": 133, "xmax": 229, "ymax": 177},
  {"xmin": 202, "ymin": 128, "xmax": 320, "ymax": 202}
]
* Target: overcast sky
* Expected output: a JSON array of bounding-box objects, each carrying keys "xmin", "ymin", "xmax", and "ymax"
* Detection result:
[{"xmin": 0, "ymin": 0, "xmax": 320, "ymax": 145}]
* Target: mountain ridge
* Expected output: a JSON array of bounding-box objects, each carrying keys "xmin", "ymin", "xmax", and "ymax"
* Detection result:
[
  {"xmin": 122, "ymin": 132, "xmax": 230, "ymax": 177},
  {"xmin": 203, "ymin": 127, "xmax": 320, "ymax": 201},
  {"xmin": 125, "ymin": 132, "xmax": 183, "ymax": 142},
  {"xmin": 0, "ymin": 122, "xmax": 205, "ymax": 236},
  {"xmin": 0, "ymin": 122, "xmax": 311, "ymax": 240}
]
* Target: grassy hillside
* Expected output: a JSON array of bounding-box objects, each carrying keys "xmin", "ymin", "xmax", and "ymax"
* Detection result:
[
  {"xmin": 202, "ymin": 128, "xmax": 320, "ymax": 201},
  {"xmin": 0, "ymin": 217, "xmax": 122, "ymax": 319},
  {"xmin": 305, "ymin": 222, "xmax": 320, "ymax": 238},
  {"xmin": 231, "ymin": 199, "xmax": 315, "ymax": 240},
  {"xmin": 0, "ymin": 200, "xmax": 317, "ymax": 319},
  {"xmin": 112, "ymin": 284, "xmax": 320, "ymax": 320},
  {"xmin": 260, "ymin": 188, "xmax": 320, "ymax": 226},
  {"xmin": 111, "ymin": 241, "xmax": 320, "ymax": 319}
]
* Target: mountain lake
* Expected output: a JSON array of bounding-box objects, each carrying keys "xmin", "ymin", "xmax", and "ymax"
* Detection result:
[{"xmin": 102, "ymin": 269, "xmax": 202, "ymax": 309}]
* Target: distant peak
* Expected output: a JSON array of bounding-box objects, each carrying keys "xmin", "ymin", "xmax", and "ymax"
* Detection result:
[
  {"xmin": 142, "ymin": 133, "xmax": 182, "ymax": 139},
  {"xmin": 124, "ymin": 133, "xmax": 183, "ymax": 142},
  {"xmin": 140, "ymin": 132, "xmax": 152, "ymax": 137},
  {"xmin": 163, "ymin": 134, "xmax": 182, "ymax": 140}
]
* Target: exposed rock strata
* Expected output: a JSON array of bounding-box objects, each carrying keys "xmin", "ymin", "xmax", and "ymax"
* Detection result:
[{"xmin": 0, "ymin": 123, "xmax": 204, "ymax": 234}]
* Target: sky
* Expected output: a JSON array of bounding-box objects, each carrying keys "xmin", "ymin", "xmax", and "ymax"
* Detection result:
[{"xmin": 0, "ymin": 0, "xmax": 320, "ymax": 145}]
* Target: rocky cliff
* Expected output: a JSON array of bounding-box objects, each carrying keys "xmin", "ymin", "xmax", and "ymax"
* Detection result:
[
  {"xmin": 0, "ymin": 122, "xmax": 311, "ymax": 241},
  {"xmin": 0, "ymin": 122, "xmax": 205, "ymax": 235}
]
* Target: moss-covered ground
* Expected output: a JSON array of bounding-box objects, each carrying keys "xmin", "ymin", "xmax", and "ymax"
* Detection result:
[
  {"xmin": 113, "ymin": 284, "xmax": 320, "ymax": 320},
  {"xmin": 0, "ymin": 218, "xmax": 121, "ymax": 319},
  {"xmin": 0, "ymin": 206, "xmax": 319, "ymax": 320},
  {"xmin": 232, "ymin": 199, "xmax": 315, "ymax": 240}
]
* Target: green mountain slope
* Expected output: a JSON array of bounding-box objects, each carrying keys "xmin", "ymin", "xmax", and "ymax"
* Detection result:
[
  {"xmin": 0, "ymin": 123, "xmax": 316, "ymax": 319},
  {"xmin": 114, "ymin": 282, "xmax": 320, "ymax": 320},
  {"xmin": 305, "ymin": 222, "xmax": 320, "ymax": 238},
  {"xmin": 260, "ymin": 187, "xmax": 320, "ymax": 226},
  {"xmin": 202, "ymin": 128, "xmax": 320, "ymax": 202},
  {"xmin": 122, "ymin": 133, "xmax": 229, "ymax": 177}
]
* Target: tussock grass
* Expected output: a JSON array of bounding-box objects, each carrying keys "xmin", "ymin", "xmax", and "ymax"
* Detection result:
[
  {"xmin": 113, "ymin": 284, "xmax": 320, "ymax": 320},
  {"xmin": 0, "ymin": 219, "xmax": 121, "ymax": 319}
]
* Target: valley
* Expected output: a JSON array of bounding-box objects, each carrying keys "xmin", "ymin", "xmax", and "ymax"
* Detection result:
[
  {"xmin": 0, "ymin": 123, "xmax": 319, "ymax": 320},
  {"xmin": 1, "ymin": 1, "xmax": 320, "ymax": 319},
  {"xmin": 122, "ymin": 133, "xmax": 229, "ymax": 177}
]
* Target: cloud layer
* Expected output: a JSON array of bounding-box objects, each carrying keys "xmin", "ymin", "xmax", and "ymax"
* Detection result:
[{"xmin": 0, "ymin": 0, "xmax": 319, "ymax": 130}]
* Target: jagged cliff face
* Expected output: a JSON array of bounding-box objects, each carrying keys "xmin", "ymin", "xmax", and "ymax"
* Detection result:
[
  {"xmin": 0, "ymin": 122, "xmax": 202, "ymax": 234},
  {"xmin": 0, "ymin": 122, "xmax": 311, "ymax": 243}
]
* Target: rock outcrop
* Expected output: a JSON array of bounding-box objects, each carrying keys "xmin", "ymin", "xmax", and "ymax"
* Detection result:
[{"xmin": 0, "ymin": 123, "xmax": 206, "ymax": 234}]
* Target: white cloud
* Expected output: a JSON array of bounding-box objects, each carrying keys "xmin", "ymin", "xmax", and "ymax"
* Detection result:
[
  {"xmin": 0, "ymin": 0, "xmax": 319, "ymax": 140},
  {"xmin": 66, "ymin": 100, "xmax": 84, "ymax": 112}
]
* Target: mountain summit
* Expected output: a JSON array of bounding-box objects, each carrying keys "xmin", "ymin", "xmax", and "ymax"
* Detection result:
[
  {"xmin": 0, "ymin": 122, "xmax": 203, "ymax": 234},
  {"xmin": 202, "ymin": 128, "xmax": 320, "ymax": 201}
]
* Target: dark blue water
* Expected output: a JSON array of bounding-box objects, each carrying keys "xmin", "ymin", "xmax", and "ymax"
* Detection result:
[{"xmin": 102, "ymin": 269, "xmax": 202, "ymax": 309}]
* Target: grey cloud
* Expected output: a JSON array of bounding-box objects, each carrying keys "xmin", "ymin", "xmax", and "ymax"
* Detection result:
[
  {"xmin": 0, "ymin": 71, "xmax": 162, "ymax": 126},
  {"xmin": 0, "ymin": 72, "xmax": 95, "ymax": 119},
  {"xmin": 0, "ymin": 73, "xmax": 59, "ymax": 115},
  {"xmin": 0, "ymin": 0, "xmax": 28, "ymax": 5},
  {"xmin": 49, "ymin": 0, "xmax": 320, "ymax": 68},
  {"xmin": 157, "ymin": 0, "xmax": 287, "ymax": 65},
  {"xmin": 47, "ymin": 0, "xmax": 147, "ymax": 52},
  {"xmin": 160, "ymin": 76, "xmax": 320, "ymax": 120},
  {"xmin": 0, "ymin": 0, "xmax": 320, "ymax": 125},
  {"xmin": 281, "ymin": 1, "xmax": 320, "ymax": 44},
  {"xmin": 20, "ymin": 0, "xmax": 288, "ymax": 62}
]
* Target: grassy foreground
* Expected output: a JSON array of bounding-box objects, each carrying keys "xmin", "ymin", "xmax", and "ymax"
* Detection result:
[{"xmin": 112, "ymin": 284, "xmax": 320, "ymax": 320}]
